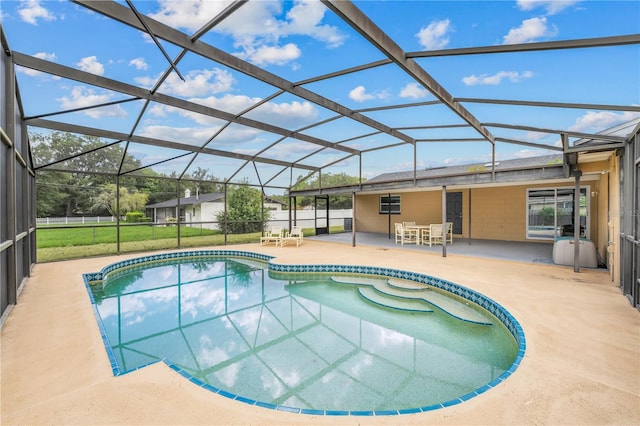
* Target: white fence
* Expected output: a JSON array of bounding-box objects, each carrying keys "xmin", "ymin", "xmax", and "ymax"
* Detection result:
[
  {"xmin": 36, "ymin": 209, "xmax": 353, "ymax": 230},
  {"xmin": 266, "ymin": 209, "xmax": 353, "ymax": 230},
  {"xmin": 37, "ymin": 216, "xmax": 117, "ymax": 225}
]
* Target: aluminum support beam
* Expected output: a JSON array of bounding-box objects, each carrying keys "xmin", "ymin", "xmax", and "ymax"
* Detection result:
[
  {"xmin": 485, "ymin": 122, "xmax": 628, "ymax": 143},
  {"xmin": 408, "ymin": 34, "xmax": 640, "ymax": 58},
  {"xmin": 459, "ymin": 98, "xmax": 640, "ymax": 112}
]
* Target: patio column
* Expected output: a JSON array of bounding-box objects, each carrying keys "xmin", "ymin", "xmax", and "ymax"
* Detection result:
[
  {"xmin": 442, "ymin": 185, "xmax": 447, "ymax": 257},
  {"xmin": 573, "ymin": 170, "xmax": 582, "ymax": 272},
  {"xmin": 116, "ymin": 175, "xmax": 121, "ymax": 255},
  {"xmin": 352, "ymin": 191, "xmax": 356, "ymax": 247},
  {"xmin": 176, "ymin": 180, "xmax": 181, "ymax": 248}
]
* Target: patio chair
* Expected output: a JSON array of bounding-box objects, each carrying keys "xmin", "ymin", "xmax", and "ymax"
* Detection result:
[
  {"xmin": 445, "ymin": 222, "xmax": 453, "ymax": 244},
  {"xmin": 282, "ymin": 225, "xmax": 304, "ymax": 247},
  {"xmin": 425, "ymin": 223, "xmax": 444, "ymax": 246},
  {"xmin": 395, "ymin": 222, "xmax": 418, "ymax": 245},
  {"xmin": 421, "ymin": 227, "xmax": 430, "ymax": 245},
  {"xmin": 260, "ymin": 226, "xmax": 283, "ymax": 246}
]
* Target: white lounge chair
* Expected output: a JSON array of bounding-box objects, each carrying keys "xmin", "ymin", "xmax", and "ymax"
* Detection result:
[
  {"xmin": 260, "ymin": 226, "xmax": 283, "ymax": 246},
  {"xmin": 282, "ymin": 226, "xmax": 304, "ymax": 247},
  {"xmin": 445, "ymin": 222, "xmax": 453, "ymax": 244}
]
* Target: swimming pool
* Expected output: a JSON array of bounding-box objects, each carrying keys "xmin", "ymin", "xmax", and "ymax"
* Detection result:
[{"xmin": 83, "ymin": 250, "xmax": 525, "ymax": 416}]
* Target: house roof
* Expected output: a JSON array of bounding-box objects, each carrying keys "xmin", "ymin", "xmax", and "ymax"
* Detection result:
[
  {"xmin": 146, "ymin": 192, "xmax": 285, "ymax": 208},
  {"xmin": 366, "ymin": 154, "xmax": 564, "ymax": 184},
  {"xmin": 146, "ymin": 193, "xmax": 224, "ymax": 209}
]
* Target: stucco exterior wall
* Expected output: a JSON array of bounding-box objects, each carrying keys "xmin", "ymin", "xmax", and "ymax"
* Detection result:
[
  {"xmin": 469, "ymin": 186, "xmax": 526, "ymax": 241},
  {"xmin": 355, "ymin": 180, "xmax": 603, "ymax": 245},
  {"xmin": 355, "ymin": 191, "xmax": 444, "ymax": 234}
]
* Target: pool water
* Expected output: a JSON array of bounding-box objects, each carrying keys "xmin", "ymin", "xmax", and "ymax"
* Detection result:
[{"xmin": 88, "ymin": 255, "xmax": 519, "ymax": 413}]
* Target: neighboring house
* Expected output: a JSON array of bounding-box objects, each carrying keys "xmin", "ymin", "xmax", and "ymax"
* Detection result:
[{"xmin": 145, "ymin": 189, "xmax": 284, "ymax": 229}]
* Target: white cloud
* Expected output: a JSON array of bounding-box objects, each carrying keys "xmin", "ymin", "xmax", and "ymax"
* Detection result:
[
  {"xmin": 57, "ymin": 86, "xmax": 127, "ymax": 119},
  {"xmin": 399, "ymin": 82, "xmax": 430, "ymax": 99},
  {"xmin": 18, "ymin": 0, "xmax": 56, "ymax": 25},
  {"xmin": 462, "ymin": 70, "xmax": 533, "ymax": 86},
  {"xmin": 517, "ymin": 0, "xmax": 581, "ymax": 15},
  {"xmin": 149, "ymin": 0, "xmax": 345, "ymax": 67},
  {"xmin": 76, "ymin": 56, "xmax": 105, "ymax": 76},
  {"xmin": 137, "ymin": 68, "xmax": 235, "ymax": 97},
  {"xmin": 192, "ymin": 94, "xmax": 259, "ymax": 115},
  {"xmin": 148, "ymin": 103, "xmax": 228, "ymax": 127},
  {"xmin": 416, "ymin": 19, "xmax": 451, "ymax": 50},
  {"xmin": 237, "ymin": 43, "xmax": 301, "ymax": 67},
  {"xmin": 280, "ymin": 0, "xmax": 345, "ymax": 48},
  {"xmin": 140, "ymin": 124, "xmax": 228, "ymax": 146},
  {"xmin": 246, "ymin": 99, "xmax": 319, "ymax": 128},
  {"xmin": 129, "ymin": 57, "xmax": 148, "ymax": 71},
  {"xmin": 255, "ymin": 139, "xmax": 318, "ymax": 161},
  {"xmin": 503, "ymin": 17, "xmax": 557, "ymax": 44},
  {"xmin": 569, "ymin": 110, "xmax": 640, "ymax": 133},
  {"xmin": 149, "ymin": 0, "xmax": 239, "ymax": 33},
  {"xmin": 349, "ymin": 85, "xmax": 388, "ymax": 103}
]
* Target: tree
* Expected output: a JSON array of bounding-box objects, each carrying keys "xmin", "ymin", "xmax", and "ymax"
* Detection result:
[
  {"xmin": 216, "ymin": 184, "xmax": 269, "ymax": 234},
  {"xmin": 90, "ymin": 184, "xmax": 149, "ymax": 217},
  {"xmin": 540, "ymin": 206, "xmax": 555, "ymax": 226},
  {"xmin": 185, "ymin": 167, "xmax": 223, "ymax": 194},
  {"xmin": 291, "ymin": 172, "xmax": 361, "ymax": 209},
  {"xmin": 31, "ymin": 131, "xmax": 142, "ymax": 216}
]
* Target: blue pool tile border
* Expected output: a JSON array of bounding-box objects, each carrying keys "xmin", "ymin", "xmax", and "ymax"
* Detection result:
[{"xmin": 82, "ymin": 250, "xmax": 526, "ymax": 417}]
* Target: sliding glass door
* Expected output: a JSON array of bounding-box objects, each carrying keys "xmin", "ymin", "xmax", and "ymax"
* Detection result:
[{"xmin": 527, "ymin": 187, "xmax": 589, "ymax": 240}]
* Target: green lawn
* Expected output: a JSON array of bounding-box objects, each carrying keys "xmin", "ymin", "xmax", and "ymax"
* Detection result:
[
  {"xmin": 37, "ymin": 223, "xmax": 221, "ymax": 248},
  {"xmin": 36, "ymin": 224, "xmax": 259, "ymax": 262},
  {"xmin": 36, "ymin": 224, "xmax": 342, "ymax": 262}
]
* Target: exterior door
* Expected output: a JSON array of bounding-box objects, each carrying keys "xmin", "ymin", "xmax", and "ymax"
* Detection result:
[
  {"xmin": 315, "ymin": 195, "xmax": 329, "ymax": 235},
  {"xmin": 446, "ymin": 192, "xmax": 463, "ymax": 234}
]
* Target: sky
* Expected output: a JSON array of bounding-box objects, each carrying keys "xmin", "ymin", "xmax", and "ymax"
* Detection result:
[{"xmin": 1, "ymin": 0, "xmax": 639, "ymax": 188}]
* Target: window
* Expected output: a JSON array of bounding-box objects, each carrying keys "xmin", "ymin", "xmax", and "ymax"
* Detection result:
[
  {"xmin": 527, "ymin": 187, "xmax": 589, "ymax": 240},
  {"xmin": 380, "ymin": 195, "xmax": 401, "ymax": 214}
]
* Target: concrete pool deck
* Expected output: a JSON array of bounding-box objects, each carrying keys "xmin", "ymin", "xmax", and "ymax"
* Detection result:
[{"xmin": 1, "ymin": 240, "xmax": 639, "ymax": 425}]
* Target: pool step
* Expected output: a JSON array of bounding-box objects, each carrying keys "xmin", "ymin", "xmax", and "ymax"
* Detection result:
[
  {"xmin": 387, "ymin": 277, "xmax": 429, "ymax": 291},
  {"xmin": 357, "ymin": 286, "xmax": 433, "ymax": 312},
  {"xmin": 331, "ymin": 275, "xmax": 492, "ymax": 325}
]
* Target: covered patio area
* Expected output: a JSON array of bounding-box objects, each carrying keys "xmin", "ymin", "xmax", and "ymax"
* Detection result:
[{"xmin": 309, "ymin": 232, "xmax": 557, "ymax": 265}]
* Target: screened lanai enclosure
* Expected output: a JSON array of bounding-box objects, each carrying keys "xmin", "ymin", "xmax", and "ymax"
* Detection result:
[{"xmin": 1, "ymin": 0, "xmax": 639, "ymax": 320}]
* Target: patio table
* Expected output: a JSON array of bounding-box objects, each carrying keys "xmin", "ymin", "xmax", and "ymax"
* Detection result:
[{"xmin": 405, "ymin": 225, "xmax": 430, "ymax": 244}]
